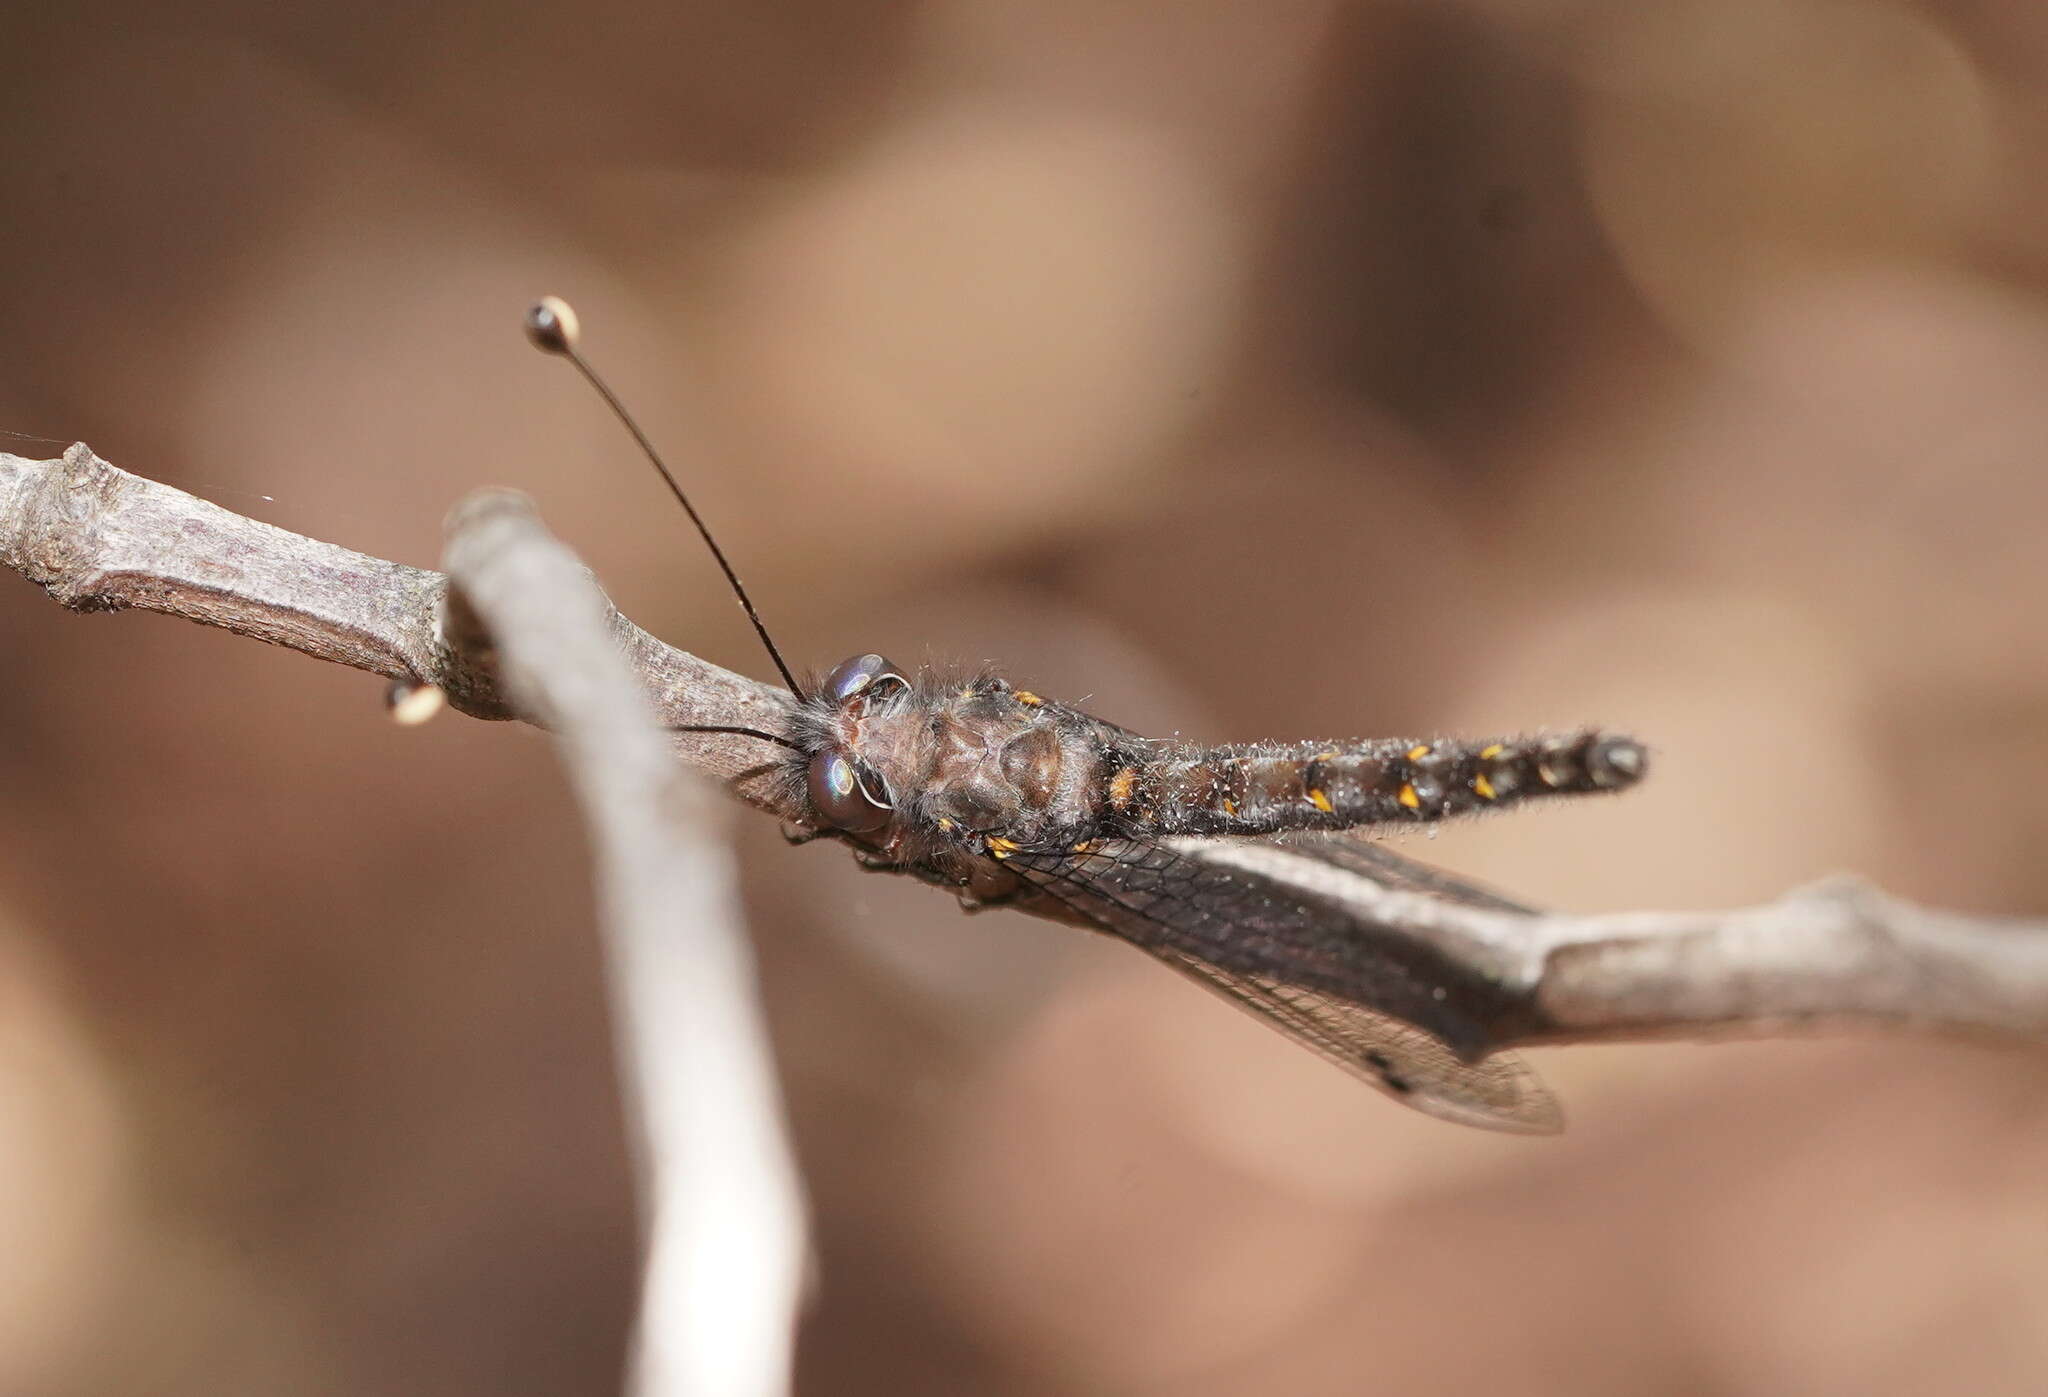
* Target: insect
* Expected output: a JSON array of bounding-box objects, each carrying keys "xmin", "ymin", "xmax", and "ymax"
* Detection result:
[{"xmin": 526, "ymin": 297, "xmax": 1647, "ymax": 1133}]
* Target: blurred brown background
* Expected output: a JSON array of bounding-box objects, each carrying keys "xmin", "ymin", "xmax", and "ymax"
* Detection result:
[{"xmin": 5, "ymin": 1, "xmax": 2048, "ymax": 1393}]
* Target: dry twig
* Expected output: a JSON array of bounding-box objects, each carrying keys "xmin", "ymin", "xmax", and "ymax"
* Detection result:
[
  {"xmin": 6, "ymin": 442, "xmax": 2048, "ymax": 1062},
  {"xmin": 438, "ymin": 488, "xmax": 806, "ymax": 1397},
  {"xmin": 1, "ymin": 443, "xmax": 809, "ymax": 1396}
]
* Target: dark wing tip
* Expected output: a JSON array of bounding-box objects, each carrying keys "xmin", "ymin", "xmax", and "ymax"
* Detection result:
[{"xmin": 1397, "ymin": 1052, "xmax": 1565, "ymax": 1135}]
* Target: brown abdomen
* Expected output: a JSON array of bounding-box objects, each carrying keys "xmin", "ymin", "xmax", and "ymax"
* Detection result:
[{"xmin": 1101, "ymin": 730, "xmax": 1646, "ymax": 838}]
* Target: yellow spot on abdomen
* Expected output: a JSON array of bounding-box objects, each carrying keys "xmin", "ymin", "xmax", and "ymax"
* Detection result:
[
  {"xmin": 1307, "ymin": 788, "xmax": 1334, "ymax": 813},
  {"xmin": 1473, "ymin": 774, "xmax": 1497, "ymax": 801},
  {"xmin": 1478, "ymin": 744, "xmax": 1505, "ymax": 760},
  {"xmin": 1398, "ymin": 783, "xmax": 1421, "ymax": 810},
  {"xmin": 1406, "ymin": 744, "xmax": 1432, "ymax": 761},
  {"xmin": 1014, "ymin": 690, "xmax": 1044, "ymax": 706},
  {"xmin": 1220, "ymin": 798, "xmax": 1238, "ymax": 817},
  {"xmin": 984, "ymin": 836, "xmax": 1019, "ymax": 859},
  {"xmin": 1108, "ymin": 767, "xmax": 1138, "ymax": 809}
]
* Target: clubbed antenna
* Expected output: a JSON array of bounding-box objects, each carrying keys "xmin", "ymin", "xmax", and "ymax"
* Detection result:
[{"xmin": 524, "ymin": 296, "xmax": 806, "ymax": 701}]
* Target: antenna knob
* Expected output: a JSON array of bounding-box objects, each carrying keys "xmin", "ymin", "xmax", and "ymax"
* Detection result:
[{"xmin": 524, "ymin": 296, "xmax": 582, "ymax": 354}]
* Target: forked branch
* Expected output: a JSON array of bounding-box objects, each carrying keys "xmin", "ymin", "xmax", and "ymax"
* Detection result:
[{"xmin": 6, "ymin": 443, "xmax": 2048, "ymax": 1057}]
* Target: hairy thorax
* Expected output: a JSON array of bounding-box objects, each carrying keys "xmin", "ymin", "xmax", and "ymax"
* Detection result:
[{"xmin": 837, "ymin": 680, "xmax": 1114, "ymax": 847}]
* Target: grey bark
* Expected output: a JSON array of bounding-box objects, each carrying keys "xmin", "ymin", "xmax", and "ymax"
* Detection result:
[
  {"xmin": 6, "ymin": 442, "xmax": 2047, "ymax": 1059},
  {"xmin": 5, "ymin": 445, "xmax": 807, "ymax": 1397}
]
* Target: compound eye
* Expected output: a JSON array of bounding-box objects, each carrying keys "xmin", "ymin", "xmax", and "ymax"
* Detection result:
[
  {"xmin": 807, "ymin": 748, "xmax": 894, "ymax": 833},
  {"xmin": 822, "ymin": 653, "xmax": 908, "ymax": 704}
]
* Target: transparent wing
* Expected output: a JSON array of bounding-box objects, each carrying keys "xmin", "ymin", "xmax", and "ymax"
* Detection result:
[
  {"xmin": 1269, "ymin": 830, "xmax": 1538, "ymax": 915},
  {"xmin": 1002, "ymin": 837, "xmax": 1561, "ymax": 1134},
  {"xmin": 1134, "ymin": 942, "xmax": 1561, "ymax": 1133}
]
